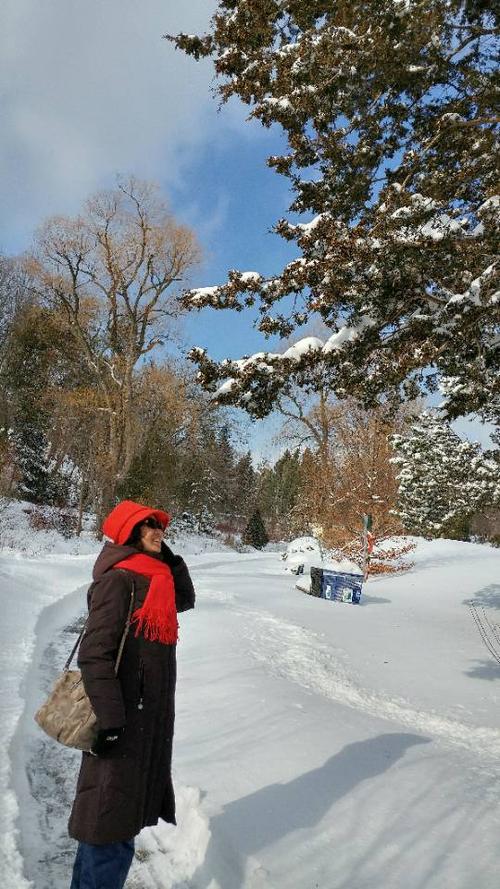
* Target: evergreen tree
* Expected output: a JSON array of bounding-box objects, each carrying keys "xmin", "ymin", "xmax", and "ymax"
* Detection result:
[
  {"xmin": 391, "ymin": 412, "xmax": 500, "ymax": 539},
  {"xmin": 257, "ymin": 449, "xmax": 302, "ymax": 537},
  {"xmin": 243, "ymin": 508, "xmax": 269, "ymax": 549},
  {"xmin": 233, "ymin": 450, "xmax": 256, "ymax": 518},
  {"xmin": 213, "ymin": 424, "xmax": 237, "ymax": 516},
  {"xmin": 4, "ymin": 305, "xmax": 73, "ymax": 504},
  {"xmin": 171, "ymin": 2, "xmax": 499, "ymax": 423},
  {"xmin": 189, "ymin": 466, "xmax": 221, "ymax": 532}
]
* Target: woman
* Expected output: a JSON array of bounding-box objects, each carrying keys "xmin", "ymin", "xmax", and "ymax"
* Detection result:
[{"xmin": 68, "ymin": 499, "xmax": 195, "ymax": 889}]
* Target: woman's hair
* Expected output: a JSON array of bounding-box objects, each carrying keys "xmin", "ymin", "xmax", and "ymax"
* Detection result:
[{"xmin": 124, "ymin": 521, "xmax": 143, "ymax": 548}]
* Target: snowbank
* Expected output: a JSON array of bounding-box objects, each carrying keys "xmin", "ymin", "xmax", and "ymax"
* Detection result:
[{"xmin": 0, "ymin": 500, "xmax": 98, "ymax": 557}]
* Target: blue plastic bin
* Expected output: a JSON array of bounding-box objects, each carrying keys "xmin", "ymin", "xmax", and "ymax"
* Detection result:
[{"xmin": 320, "ymin": 570, "xmax": 363, "ymax": 604}]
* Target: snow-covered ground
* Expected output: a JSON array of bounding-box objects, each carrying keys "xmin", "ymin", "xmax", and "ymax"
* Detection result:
[{"xmin": 2, "ymin": 525, "xmax": 500, "ymax": 888}]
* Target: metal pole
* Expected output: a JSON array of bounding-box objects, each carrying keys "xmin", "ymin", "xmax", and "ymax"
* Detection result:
[{"xmin": 362, "ymin": 514, "xmax": 373, "ymax": 579}]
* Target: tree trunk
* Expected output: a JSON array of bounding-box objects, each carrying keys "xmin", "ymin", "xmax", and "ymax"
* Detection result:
[{"xmin": 75, "ymin": 473, "xmax": 88, "ymax": 537}]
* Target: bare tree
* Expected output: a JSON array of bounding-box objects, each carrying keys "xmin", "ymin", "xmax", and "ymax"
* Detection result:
[
  {"xmin": 276, "ymin": 386, "xmax": 336, "ymax": 470},
  {"xmin": 26, "ymin": 176, "xmax": 201, "ymax": 518},
  {"xmin": 275, "ymin": 388, "xmax": 411, "ymax": 545}
]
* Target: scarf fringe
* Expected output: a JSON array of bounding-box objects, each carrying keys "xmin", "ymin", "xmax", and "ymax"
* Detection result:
[
  {"xmin": 113, "ymin": 555, "xmax": 178, "ymax": 645},
  {"xmin": 131, "ymin": 611, "xmax": 179, "ymax": 645}
]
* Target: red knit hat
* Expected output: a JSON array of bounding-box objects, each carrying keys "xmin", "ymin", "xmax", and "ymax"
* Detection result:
[{"xmin": 102, "ymin": 500, "xmax": 171, "ymax": 545}]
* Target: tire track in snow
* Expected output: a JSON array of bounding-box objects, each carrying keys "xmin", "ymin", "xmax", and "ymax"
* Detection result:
[{"xmin": 240, "ymin": 608, "xmax": 500, "ymax": 763}]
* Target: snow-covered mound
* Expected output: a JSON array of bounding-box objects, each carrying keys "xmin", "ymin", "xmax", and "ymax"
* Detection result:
[
  {"xmin": 281, "ymin": 535, "xmax": 322, "ymax": 572},
  {"xmin": 281, "ymin": 535, "xmax": 362, "ymax": 576},
  {"xmin": 282, "ymin": 535, "xmax": 321, "ymax": 556}
]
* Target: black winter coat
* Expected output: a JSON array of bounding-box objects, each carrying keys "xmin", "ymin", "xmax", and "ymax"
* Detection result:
[{"xmin": 68, "ymin": 540, "xmax": 195, "ymax": 844}]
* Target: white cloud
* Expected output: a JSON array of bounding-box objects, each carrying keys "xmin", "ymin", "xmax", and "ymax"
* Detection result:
[{"xmin": 0, "ymin": 0, "xmax": 221, "ymax": 250}]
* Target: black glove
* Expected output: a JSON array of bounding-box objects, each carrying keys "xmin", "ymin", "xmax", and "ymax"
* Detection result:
[{"xmin": 90, "ymin": 726, "xmax": 125, "ymax": 757}]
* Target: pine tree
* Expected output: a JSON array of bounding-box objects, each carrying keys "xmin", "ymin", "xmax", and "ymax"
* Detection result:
[
  {"xmin": 233, "ymin": 451, "xmax": 256, "ymax": 520},
  {"xmin": 257, "ymin": 449, "xmax": 302, "ymax": 537},
  {"xmin": 190, "ymin": 466, "xmax": 221, "ymax": 532},
  {"xmin": 213, "ymin": 424, "xmax": 238, "ymax": 517},
  {"xmin": 391, "ymin": 412, "xmax": 500, "ymax": 539},
  {"xmin": 243, "ymin": 508, "xmax": 269, "ymax": 549},
  {"xmin": 170, "ymin": 2, "xmax": 499, "ymax": 423},
  {"xmin": 4, "ymin": 304, "xmax": 73, "ymax": 505}
]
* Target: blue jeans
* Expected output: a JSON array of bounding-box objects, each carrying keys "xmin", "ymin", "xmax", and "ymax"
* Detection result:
[{"xmin": 70, "ymin": 839, "xmax": 135, "ymax": 889}]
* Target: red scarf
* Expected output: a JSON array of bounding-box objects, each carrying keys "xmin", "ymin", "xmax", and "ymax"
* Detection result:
[{"xmin": 113, "ymin": 554, "xmax": 178, "ymax": 645}]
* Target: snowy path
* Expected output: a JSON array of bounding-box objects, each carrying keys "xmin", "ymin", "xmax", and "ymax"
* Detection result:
[
  {"xmin": 4, "ymin": 538, "xmax": 500, "ymax": 888},
  {"xmin": 1, "ymin": 552, "xmax": 95, "ymax": 889}
]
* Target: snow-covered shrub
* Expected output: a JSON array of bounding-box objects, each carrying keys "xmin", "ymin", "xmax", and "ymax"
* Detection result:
[
  {"xmin": 326, "ymin": 536, "xmax": 416, "ymax": 576},
  {"xmin": 26, "ymin": 504, "xmax": 76, "ymax": 539},
  {"xmin": 170, "ymin": 510, "xmax": 215, "ymax": 536}
]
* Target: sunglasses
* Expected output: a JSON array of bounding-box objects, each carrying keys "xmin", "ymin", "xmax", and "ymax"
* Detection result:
[{"xmin": 142, "ymin": 517, "xmax": 164, "ymax": 531}]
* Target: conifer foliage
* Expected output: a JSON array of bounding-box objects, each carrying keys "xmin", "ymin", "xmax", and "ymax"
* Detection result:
[
  {"xmin": 170, "ymin": 2, "xmax": 499, "ymax": 422},
  {"xmin": 391, "ymin": 412, "xmax": 500, "ymax": 538},
  {"xmin": 243, "ymin": 508, "xmax": 269, "ymax": 548}
]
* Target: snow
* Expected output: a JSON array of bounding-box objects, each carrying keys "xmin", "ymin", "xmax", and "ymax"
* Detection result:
[
  {"xmin": 392, "ymin": 0, "xmax": 413, "ymax": 14},
  {"xmin": 330, "ymin": 26, "xmax": 357, "ymax": 40},
  {"xmin": 294, "ymin": 214, "xmax": 325, "ymax": 234},
  {"xmin": 278, "ymin": 41, "xmax": 300, "ymax": 56},
  {"xmin": 478, "ymin": 194, "xmax": 499, "ymax": 214},
  {"xmin": 322, "ymin": 557, "xmax": 363, "ymax": 575},
  {"xmin": 390, "ymin": 206, "xmax": 414, "ymax": 219},
  {"xmin": 239, "ymin": 272, "xmax": 262, "ymax": 283},
  {"xmin": 391, "ymin": 194, "xmax": 438, "ymax": 218},
  {"xmin": 281, "ymin": 535, "xmax": 322, "ymax": 572},
  {"xmin": 281, "ymin": 535, "xmax": 362, "ymax": 576},
  {"xmin": 262, "ymin": 97, "xmax": 292, "ymax": 110},
  {"xmin": 420, "ymin": 213, "xmax": 463, "ymax": 240},
  {"xmin": 440, "ymin": 112, "xmax": 466, "ymax": 124},
  {"xmin": 3, "ymin": 517, "xmax": 500, "ymax": 888},
  {"xmin": 447, "ymin": 263, "xmax": 497, "ymax": 307},
  {"xmin": 0, "ymin": 500, "xmax": 98, "ymax": 557},
  {"xmin": 1, "ymin": 548, "xmax": 97, "ymax": 888},
  {"xmin": 281, "ymin": 336, "xmax": 324, "ymax": 360},
  {"xmin": 323, "ymin": 317, "xmax": 373, "ymax": 353},
  {"xmin": 213, "ymin": 378, "xmax": 236, "ymax": 398},
  {"xmin": 188, "ymin": 286, "xmax": 220, "ymax": 306},
  {"xmin": 230, "ymin": 351, "xmax": 280, "ymax": 372}
]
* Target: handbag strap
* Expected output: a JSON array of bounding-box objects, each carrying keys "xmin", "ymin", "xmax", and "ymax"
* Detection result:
[
  {"xmin": 113, "ymin": 575, "xmax": 135, "ymax": 676},
  {"xmin": 64, "ymin": 569, "xmax": 135, "ymax": 672}
]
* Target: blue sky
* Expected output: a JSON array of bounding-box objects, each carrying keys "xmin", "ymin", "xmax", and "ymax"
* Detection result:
[
  {"xmin": 169, "ymin": 118, "xmax": 296, "ymax": 362},
  {"xmin": 1, "ymin": 0, "xmax": 495, "ymax": 457}
]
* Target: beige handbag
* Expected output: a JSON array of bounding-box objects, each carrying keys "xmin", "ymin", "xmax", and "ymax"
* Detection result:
[{"xmin": 35, "ymin": 575, "xmax": 135, "ymax": 751}]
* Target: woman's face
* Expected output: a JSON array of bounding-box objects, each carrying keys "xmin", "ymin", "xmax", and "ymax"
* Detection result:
[{"xmin": 139, "ymin": 518, "xmax": 164, "ymax": 554}]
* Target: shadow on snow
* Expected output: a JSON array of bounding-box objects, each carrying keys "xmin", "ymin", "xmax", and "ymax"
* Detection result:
[{"xmin": 179, "ymin": 732, "xmax": 430, "ymax": 889}]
